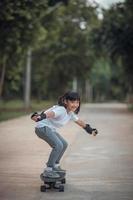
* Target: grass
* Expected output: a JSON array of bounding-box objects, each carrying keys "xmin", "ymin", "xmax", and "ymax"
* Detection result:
[
  {"xmin": 0, "ymin": 99, "xmax": 53, "ymax": 122},
  {"xmin": 128, "ymin": 103, "xmax": 133, "ymax": 112},
  {"xmin": 1, "ymin": 100, "xmax": 132, "ymax": 122}
]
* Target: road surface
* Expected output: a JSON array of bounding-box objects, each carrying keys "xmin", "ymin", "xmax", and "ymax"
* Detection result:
[{"xmin": 0, "ymin": 103, "xmax": 133, "ymax": 200}]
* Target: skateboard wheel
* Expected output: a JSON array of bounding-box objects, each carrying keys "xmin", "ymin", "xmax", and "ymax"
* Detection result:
[
  {"xmin": 61, "ymin": 178, "xmax": 66, "ymax": 184},
  {"xmin": 59, "ymin": 185, "xmax": 64, "ymax": 192},
  {"xmin": 40, "ymin": 185, "xmax": 46, "ymax": 192}
]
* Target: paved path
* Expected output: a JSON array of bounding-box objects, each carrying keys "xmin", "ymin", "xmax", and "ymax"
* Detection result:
[{"xmin": 0, "ymin": 103, "xmax": 133, "ymax": 200}]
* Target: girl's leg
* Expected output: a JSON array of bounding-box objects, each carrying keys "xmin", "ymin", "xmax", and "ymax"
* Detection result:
[
  {"xmin": 53, "ymin": 131, "xmax": 68, "ymax": 165},
  {"xmin": 35, "ymin": 126, "xmax": 65, "ymax": 168}
]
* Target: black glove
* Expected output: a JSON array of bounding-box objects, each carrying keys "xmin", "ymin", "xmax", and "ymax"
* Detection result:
[
  {"xmin": 31, "ymin": 112, "xmax": 39, "ymax": 119},
  {"xmin": 38, "ymin": 111, "xmax": 46, "ymax": 121},
  {"xmin": 84, "ymin": 124, "xmax": 98, "ymax": 136},
  {"xmin": 31, "ymin": 111, "xmax": 46, "ymax": 122}
]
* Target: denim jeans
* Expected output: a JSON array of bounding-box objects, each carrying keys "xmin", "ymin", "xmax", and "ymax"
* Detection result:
[{"xmin": 35, "ymin": 126, "xmax": 68, "ymax": 168}]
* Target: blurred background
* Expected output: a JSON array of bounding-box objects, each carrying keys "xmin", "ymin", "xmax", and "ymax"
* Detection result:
[{"xmin": 0, "ymin": 0, "xmax": 133, "ymax": 120}]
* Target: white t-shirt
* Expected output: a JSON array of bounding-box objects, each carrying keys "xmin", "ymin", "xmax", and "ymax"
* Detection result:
[{"xmin": 36, "ymin": 105, "xmax": 78, "ymax": 130}]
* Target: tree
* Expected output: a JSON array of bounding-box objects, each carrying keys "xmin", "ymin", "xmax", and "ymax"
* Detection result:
[
  {"xmin": 90, "ymin": 58, "xmax": 111, "ymax": 101},
  {"xmin": 0, "ymin": 0, "xmax": 48, "ymax": 99},
  {"xmin": 32, "ymin": 0, "xmax": 99, "ymax": 99},
  {"xmin": 48, "ymin": 0, "xmax": 69, "ymax": 6},
  {"xmin": 91, "ymin": 0, "xmax": 133, "ymax": 99},
  {"xmin": 0, "ymin": 0, "xmax": 100, "ymax": 101}
]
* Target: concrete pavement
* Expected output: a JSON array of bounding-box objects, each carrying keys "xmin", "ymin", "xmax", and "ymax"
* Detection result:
[{"xmin": 0, "ymin": 103, "xmax": 133, "ymax": 200}]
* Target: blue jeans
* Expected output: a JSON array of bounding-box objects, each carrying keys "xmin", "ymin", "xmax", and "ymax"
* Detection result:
[{"xmin": 35, "ymin": 126, "xmax": 68, "ymax": 168}]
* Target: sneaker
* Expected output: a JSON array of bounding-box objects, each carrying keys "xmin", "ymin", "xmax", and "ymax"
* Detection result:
[
  {"xmin": 53, "ymin": 166, "xmax": 66, "ymax": 173},
  {"xmin": 43, "ymin": 170, "xmax": 60, "ymax": 178}
]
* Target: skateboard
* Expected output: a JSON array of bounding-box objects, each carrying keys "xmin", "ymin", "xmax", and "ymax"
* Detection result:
[{"xmin": 40, "ymin": 172, "xmax": 66, "ymax": 192}]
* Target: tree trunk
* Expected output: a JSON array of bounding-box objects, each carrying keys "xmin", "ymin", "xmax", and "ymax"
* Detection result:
[
  {"xmin": 24, "ymin": 48, "xmax": 31, "ymax": 109},
  {"xmin": 85, "ymin": 79, "xmax": 92, "ymax": 102},
  {"xmin": 72, "ymin": 77, "xmax": 78, "ymax": 91},
  {"xmin": 0, "ymin": 57, "xmax": 6, "ymax": 99}
]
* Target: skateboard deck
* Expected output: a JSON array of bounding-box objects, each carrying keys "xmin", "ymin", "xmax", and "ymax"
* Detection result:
[{"xmin": 40, "ymin": 172, "xmax": 66, "ymax": 192}]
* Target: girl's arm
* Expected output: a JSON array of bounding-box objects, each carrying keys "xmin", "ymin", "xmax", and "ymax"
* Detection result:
[
  {"xmin": 75, "ymin": 119, "xmax": 86, "ymax": 128},
  {"xmin": 31, "ymin": 111, "xmax": 55, "ymax": 122},
  {"xmin": 45, "ymin": 111, "xmax": 55, "ymax": 118}
]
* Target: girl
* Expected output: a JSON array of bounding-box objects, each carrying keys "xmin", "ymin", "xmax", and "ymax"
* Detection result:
[{"xmin": 31, "ymin": 91, "xmax": 98, "ymax": 178}]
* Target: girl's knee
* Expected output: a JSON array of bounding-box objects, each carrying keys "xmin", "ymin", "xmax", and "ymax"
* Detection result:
[
  {"xmin": 35, "ymin": 130, "xmax": 43, "ymax": 139},
  {"xmin": 63, "ymin": 140, "xmax": 68, "ymax": 149},
  {"xmin": 55, "ymin": 141, "xmax": 64, "ymax": 152}
]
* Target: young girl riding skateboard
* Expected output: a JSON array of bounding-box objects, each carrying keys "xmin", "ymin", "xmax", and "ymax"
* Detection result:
[{"xmin": 31, "ymin": 91, "xmax": 98, "ymax": 178}]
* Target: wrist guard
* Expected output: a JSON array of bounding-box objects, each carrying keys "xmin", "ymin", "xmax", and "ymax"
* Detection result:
[
  {"xmin": 84, "ymin": 124, "xmax": 98, "ymax": 135},
  {"xmin": 84, "ymin": 124, "xmax": 93, "ymax": 134},
  {"xmin": 36, "ymin": 111, "xmax": 46, "ymax": 122}
]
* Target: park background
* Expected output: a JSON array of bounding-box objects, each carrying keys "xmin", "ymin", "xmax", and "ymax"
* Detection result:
[
  {"xmin": 0, "ymin": 1, "xmax": 133, "ymax": 199},
  {"xmin": 0, "ymin": 0, "xmax": 133, "ymax": 121}
]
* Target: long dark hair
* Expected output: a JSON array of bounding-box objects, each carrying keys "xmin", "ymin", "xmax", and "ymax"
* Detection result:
[{"xmin": 58, "ymin": 91, "xmax": 80, "ymax": 114}]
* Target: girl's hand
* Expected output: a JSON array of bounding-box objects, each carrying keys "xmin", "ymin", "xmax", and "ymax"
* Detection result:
[
  {"xmin": 84, "ymin": 124, "xmax": 98, "ymax": 136},
  {"xmin": 31, "ymin": 111, "xmax": 47, "ymax": 122},
  {"xmin": 31, "ymin": 115, "xmax": 38, "ymax": 122},
  {"xmin": 92, "ymin": 128, "xmax": 98, "ymax": 136},
  {"xmin": 31, "ymin": 112, "xmax": 39, "ymax": 122},
  {"xmin": 75, "ymin": 120, "xmax": 98, "ymax": 136}
]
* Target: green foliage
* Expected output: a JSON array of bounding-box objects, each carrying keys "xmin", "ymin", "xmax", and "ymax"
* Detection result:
[
  {"xmin": 0, "ymin": 99, "xmax": 53, "ymax": 122},
  {"xmin": 91, "ymin": 0, "xmax": 133, "ymax": 95},
  {"xmin": 48, "ymin": 0, "xmax": 69, "ymax": 6},
  {"xmin": 0, "ymin": 0, "xmax": 48, "ymax": 98},
  {"xmin": 90, "ymin": 58, "xmax": 111, "ymax": 101},
  {"xmin": 31, "ymin": 0, "xmax": 99, "ymax": 98},
  {"xmin": 1, "ymin": 0, "xmax": 132, "ymax": 103},
  {"xmin": 0, "ymin": 0, "xmax": 47, "ymax": 55}
]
